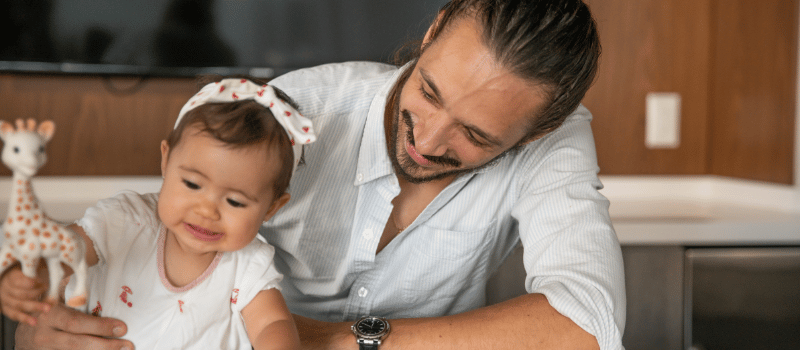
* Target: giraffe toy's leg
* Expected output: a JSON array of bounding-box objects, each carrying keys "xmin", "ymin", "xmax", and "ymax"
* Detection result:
[
  {"xmin": 19, "ymin": 256, "xmax": 40, "ymax": 279},
  {"xmin": 58, "ymin": 231, "xmax": 88, "ymax": 308},
  {"xmin": 65, "ymin": 257, "xmax": 87, "ymax": 308},
  {"xmin": 44, "ymin": 257, "xmax": 63, "ymax": 304}
]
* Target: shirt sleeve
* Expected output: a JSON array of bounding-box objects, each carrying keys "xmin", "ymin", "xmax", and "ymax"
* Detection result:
[
  {"xmin": 512, "ymin": 105, "xmax": 626, "ymax": 350},
  {"xmin": 74, "ymin": 191, "xmax": 159, "ymax": 267},
  {"xmin": 233, "ymin": 238, "xmax": 284, "ymax": 313}
]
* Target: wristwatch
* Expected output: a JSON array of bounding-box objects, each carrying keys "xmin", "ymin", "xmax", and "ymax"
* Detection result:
[{"xmin": 351, "ymin": 316, "xmax": 391, "ymax": 350}]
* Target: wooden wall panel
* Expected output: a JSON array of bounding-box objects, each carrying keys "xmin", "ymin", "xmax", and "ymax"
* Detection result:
[
  {"xmin": 583, "ymin": 0, "xmax": 713, "ymax": 175},
  {"xmin": 707, "ymin": 0, "xmax": 797, "ymax": 184},
  {"xmin": 0, "ymin": 0, "xmax": 797, "ymax": 183},
  {"xmin": 0, "ymin": 75, "xmax": 198, "ymax": 176}
]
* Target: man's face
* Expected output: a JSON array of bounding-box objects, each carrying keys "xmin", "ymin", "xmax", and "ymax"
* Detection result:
[{"xmin": 390, "ymin": 17, "xmax": 546, "ymax": 183}]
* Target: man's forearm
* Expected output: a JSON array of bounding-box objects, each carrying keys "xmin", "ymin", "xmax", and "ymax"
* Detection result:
[
  {"xmin": 303, "ymin": 293, "xmax": 599, "ymax": 350},
  {"xmin": 381, "ymin": 294, "xmax": 598, "ymax": 349}
]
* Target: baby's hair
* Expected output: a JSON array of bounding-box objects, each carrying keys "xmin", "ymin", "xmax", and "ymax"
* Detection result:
[{"xmin": 166, "ymin": 85, "xmax": 298, "ymax": 196}]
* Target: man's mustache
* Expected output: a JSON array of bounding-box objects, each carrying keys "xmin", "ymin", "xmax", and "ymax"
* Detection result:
[{"xmin": 402, "ymin": 110, "xmax": 461, "ymax": 167}]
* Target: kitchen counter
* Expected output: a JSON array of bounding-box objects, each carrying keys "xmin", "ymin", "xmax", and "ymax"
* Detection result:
[
  {"xmin": 601, "ymin": 176, "xmax": 800, "ymax": 245},
  {"xmin": 1, "ymin": 175, "xmax": 799, "ymax": 246}
]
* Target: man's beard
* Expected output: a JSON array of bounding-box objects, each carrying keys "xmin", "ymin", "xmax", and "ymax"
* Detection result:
[{"xmin": 387, "ymin": 85, "xmax": 507, "ymax": 184}]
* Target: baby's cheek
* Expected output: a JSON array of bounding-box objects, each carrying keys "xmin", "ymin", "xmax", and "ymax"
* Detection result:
[{"xmin": 157, "ymin": 193, "xmax": 182, "ymax": 225}]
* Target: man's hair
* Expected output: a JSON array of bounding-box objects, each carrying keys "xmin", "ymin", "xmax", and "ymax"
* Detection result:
[
  {"xmin": 396, "ymin": 0, "xmax": 600, "ymax": 143},
  {"xmin": 166, "ymin": 86, "xmax": 298, "ymax": 196}
]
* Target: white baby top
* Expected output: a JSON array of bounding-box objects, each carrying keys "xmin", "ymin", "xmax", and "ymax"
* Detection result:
[{"xmin": 67, "ymin": 191, "xmax": 283, "ymax": 350}]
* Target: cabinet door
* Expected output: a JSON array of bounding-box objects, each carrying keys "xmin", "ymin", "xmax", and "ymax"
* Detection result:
[{"xmin": 622, "ymin": 246, "xmax": 684, "ymax": 350}]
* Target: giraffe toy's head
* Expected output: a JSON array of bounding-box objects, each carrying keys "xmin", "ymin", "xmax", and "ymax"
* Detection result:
[{"xmin": 0, "ymin": 119, "xmax": 55, "ymax": 179}]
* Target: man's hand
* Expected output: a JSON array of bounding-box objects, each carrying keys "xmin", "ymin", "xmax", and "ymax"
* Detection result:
[
  {"xmin": 16, "ymin": 302, "xmax": 134, "ymax": 350},
  {"xmin": 0, "ymin": 266, "xmax": 50, "ymax": 326},
  {"xmin": 1, "ymin": 262, "xmax": 134, "ymax": 350}
]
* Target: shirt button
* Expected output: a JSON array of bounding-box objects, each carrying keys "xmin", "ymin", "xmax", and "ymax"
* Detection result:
[
  {"xmin": 362, "ymin": 228, "xmax": 374, "ymax": 240},
  {"xmin": 358, "ymin": 287, "xmax": 369, "ymax": 298},
  {"xmin": 357, "ymin": 173, "xmax": 364, "ymax": 182}
]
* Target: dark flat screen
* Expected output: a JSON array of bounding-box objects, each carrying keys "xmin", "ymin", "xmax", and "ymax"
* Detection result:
[{"xmin": 0, "ymin": 0, "xmax": 447, "ymax": 77}]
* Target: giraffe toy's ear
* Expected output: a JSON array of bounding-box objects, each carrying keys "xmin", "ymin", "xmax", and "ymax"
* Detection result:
[
  {"xmin": 37, "ymin": 121, "xmax": 55, "ymax": 142},
  {"xmin": 0, "ymin": 121, "xmax": 14, "ymax": 142}
]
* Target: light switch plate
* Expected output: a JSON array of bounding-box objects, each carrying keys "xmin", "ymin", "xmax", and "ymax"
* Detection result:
[{"xmin": 645, "ymin": 92, "xmax": 681, "ymax": 149}]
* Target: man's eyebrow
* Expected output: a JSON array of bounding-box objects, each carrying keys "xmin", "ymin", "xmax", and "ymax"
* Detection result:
[
  {"xmin": 462, "ymin": 122, "xmax": 503, "ymax": 147},
  {"xmin": 420, "ymin": 69, "xmax": 444, "ymax": 104}
]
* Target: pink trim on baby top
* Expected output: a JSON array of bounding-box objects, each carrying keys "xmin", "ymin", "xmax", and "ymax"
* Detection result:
[{"xmin": 157, "ymin": 226, "xmax": 223, "ymax": 293}]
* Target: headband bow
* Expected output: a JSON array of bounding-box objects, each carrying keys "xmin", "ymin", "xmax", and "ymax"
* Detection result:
[{"xmin": 175, "ymin": 79, "xmax": 316, "ymax": 175}]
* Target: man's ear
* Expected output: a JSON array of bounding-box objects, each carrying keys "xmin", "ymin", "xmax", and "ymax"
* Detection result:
[
  {"xmin": 263, "ymin": 193, "xmax": 291, "ymax": 222},
  {"xmin": 160, "ymin": 140, "xmax": 169, "ymax": 177},
  {"xmin": 422, "ymin": 9, "xmax": 446, "ymax": 47}
]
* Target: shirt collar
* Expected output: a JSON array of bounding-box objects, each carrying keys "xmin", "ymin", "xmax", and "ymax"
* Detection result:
[{"xmin": 354, "ymin": 64, "xmax": 409, "ymax": 186}]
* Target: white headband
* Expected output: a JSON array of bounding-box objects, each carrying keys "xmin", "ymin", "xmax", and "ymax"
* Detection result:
[{"xmin": 175, "ymin": 79, "xmax": 316, "ymax": 175}]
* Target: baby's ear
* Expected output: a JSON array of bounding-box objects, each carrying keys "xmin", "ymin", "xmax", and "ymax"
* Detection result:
[
  {"xmin": 160, "ymin": 140, "xmax": 170, "ymax": 177},
  {"xmin": 263, "ymin": 193, "xmax": 291, "ymax": 221}
]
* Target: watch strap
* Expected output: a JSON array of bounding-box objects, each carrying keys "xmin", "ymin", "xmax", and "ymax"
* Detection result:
[{"xmin": 358, "ymin": 341, "xmax": 379, "ymax": 350}]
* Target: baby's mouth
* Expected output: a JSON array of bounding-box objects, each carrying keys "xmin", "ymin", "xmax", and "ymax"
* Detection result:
[{"xmin": 184, "ymin": 223, "xmax": 223, "ymax": 241}]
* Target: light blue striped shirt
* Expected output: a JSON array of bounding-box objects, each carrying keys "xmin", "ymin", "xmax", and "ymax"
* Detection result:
[{"xmin": 262, "ymin": 62, "xmax": 625, "ymax": 349}]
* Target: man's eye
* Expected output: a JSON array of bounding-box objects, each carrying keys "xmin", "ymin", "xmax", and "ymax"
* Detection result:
[
  {"xmin": 227, "ymin": 199, "xmax": 245, "ymax": 208},
  {"xmin": 182, "ymin": 180, "xmax": 200, "ymax": 190},
  {"xmin": 466, "ymin": 129, "xmax": 489, "ymax": 147},
  {"xmin": 419, "ymin": 85, "xmax": 436, "ymax": 103}
]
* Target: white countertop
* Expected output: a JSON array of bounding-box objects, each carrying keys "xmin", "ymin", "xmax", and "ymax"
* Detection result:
[
  {"xmin": 600, "ymin": 176, "xmax": 800, "ymax": 245},
  {"xmin": 1, "ymin": 175, "xmax": 799, "ymax": 246}
]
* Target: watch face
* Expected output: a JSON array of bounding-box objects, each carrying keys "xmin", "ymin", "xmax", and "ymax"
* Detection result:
[{"xmin": 356, "ymin": 317, "xmax": 387, "ymax": 336}]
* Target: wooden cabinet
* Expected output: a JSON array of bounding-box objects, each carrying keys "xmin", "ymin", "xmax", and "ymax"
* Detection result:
[
  {"xmin": 583, "ymin": 0, "xmax": 798, "ymax": 184},
  {"xmin": 0, "ymin": 75, "xmax": 197, "ymax": 176}
]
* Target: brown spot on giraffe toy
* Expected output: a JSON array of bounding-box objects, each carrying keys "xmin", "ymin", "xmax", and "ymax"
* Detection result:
[{"xmin": 0, "ymin": 119, "xmax": 87, "ymax": 307}]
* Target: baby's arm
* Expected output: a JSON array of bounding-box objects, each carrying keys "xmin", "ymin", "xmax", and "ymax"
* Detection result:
[
  {"xmin": 0, "ymin": 223, "xmax": 98, "ymax": 325},
  {"xmin": 241, "ymin": 288, "xmax": 301, "ymax": 350}
]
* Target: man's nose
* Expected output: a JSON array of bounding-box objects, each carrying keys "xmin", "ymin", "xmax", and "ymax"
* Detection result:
[{"xmin": 413, "ymin": 111, "xmax": 450, "ymax": 157}]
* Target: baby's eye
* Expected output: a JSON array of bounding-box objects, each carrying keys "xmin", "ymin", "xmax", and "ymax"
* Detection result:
[
  {"xmin": 182, "ymin": 179, "xmax": 200, "ymax": 190},
  {"xmin": 227, "ymin": 198, "xmax": 245, "ymax": 208}
]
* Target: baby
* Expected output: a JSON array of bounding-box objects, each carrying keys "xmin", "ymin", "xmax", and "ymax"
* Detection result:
[{"xmin": 0, "ymin": 78, "xmax": 315, "ymax": 350}]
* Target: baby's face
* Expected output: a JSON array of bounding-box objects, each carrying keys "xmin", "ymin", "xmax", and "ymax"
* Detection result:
[{"xmin": 157, "ymin": 126, "xmax": 285, "ymax": 256}]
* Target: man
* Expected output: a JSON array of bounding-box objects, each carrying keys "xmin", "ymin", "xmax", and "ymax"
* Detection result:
[{"xmin": 9, "ymin": 0, "xmax": 624, "ymax": 349}]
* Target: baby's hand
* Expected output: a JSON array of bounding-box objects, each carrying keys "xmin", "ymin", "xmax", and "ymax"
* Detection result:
[{"xmin": 0, "ymin": 266, "xmax": 51, "ymax": 326}]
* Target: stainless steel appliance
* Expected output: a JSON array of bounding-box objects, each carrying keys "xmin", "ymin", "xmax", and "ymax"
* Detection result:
[{"xmin": 684, "ymin": 247, "xmax": 800, "ymax": 349}]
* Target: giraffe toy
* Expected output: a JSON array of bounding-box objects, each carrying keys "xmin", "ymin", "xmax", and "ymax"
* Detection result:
[{"xmin": 0, "ymin": 119, "xmax": 88, "ymax": 308}]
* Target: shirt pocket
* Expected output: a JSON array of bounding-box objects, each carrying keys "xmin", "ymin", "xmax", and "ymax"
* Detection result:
[{"xmin": 401, "ymin": 220, "xmax": 496, "ymax": 305}]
